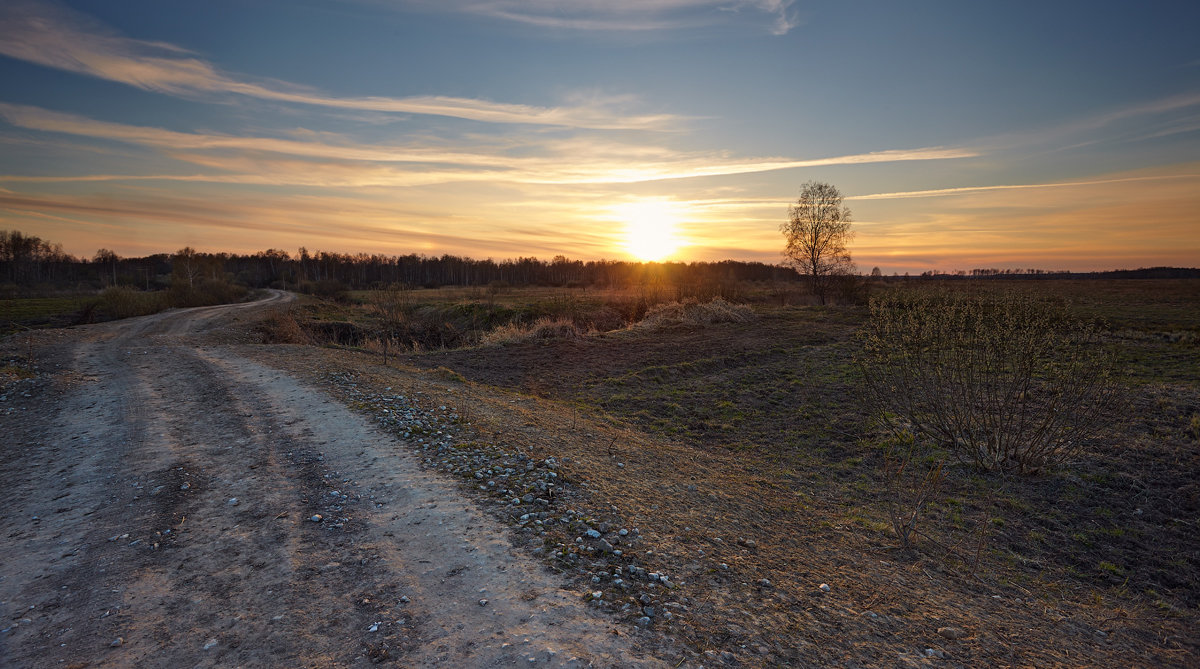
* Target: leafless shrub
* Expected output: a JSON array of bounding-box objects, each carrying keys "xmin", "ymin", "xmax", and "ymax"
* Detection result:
[
  {"xmin": 97, "ymin": 286, "xmax": 166, "ymax": 319},
  {"xmin": 859, "ymin": 290, "xmax": 1120, "ymax": 474},
  {"xmin": 259, "ymin": 307, "xmax": 310, "ymax": 344},
  {"xmin": 880, "ymin": 433, "xmax": 946, "ymax": 549},
  {"xmin": 367, "ymin": 283, "xmax": 408, "ymax": 365}
]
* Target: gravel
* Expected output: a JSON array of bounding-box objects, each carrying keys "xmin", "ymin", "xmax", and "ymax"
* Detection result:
[{"xmin": 324, "ymin": 371, "xmax": 691, "ymax": 631}]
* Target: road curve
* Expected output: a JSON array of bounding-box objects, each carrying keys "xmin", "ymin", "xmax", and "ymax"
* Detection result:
[{"xmin": 0, "ymin": 293, "xmax": 653, "ymax": 667}]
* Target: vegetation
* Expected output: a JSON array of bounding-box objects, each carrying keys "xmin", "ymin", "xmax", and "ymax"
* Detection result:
[
  {"xmin": 858, "ymin": 290, "xmax": 1121, "ymax": 474},
  {"xmin": 365, "ymin": 282, "xmax": 409, "ymax": 365},
  {"xmin": 363, "ymin": 277, "xmax": 1197, "ymax": 665},
  {"xmin": 781, "ymin": 181, "xmax": 855, "ymax": 304}
]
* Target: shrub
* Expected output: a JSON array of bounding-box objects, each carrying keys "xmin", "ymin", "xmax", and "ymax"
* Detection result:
[
  {"xmin": 297, "ymin": 279, "xmax": 348, "ymax": 301},
  {"xmin": 858, "ymin": 290, "xmax": 1120, "ymax": 474},
  {"xmin": 167, "ymin": 279, "xmax": 248, "ymax": 308},
  {"xmin": 258, "ymin": 308, "xmax": 310, "ymax": 344},
  {"xmin": 879, "ymin": 432, "xmax": 946, "ymax": 549},
  {"xmin": 98, "ymin": 286, "xmax": 166, "ymax": 319}
]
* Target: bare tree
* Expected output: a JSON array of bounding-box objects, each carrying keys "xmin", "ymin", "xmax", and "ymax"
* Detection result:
[
  {"xmin": 172, "ymin": 247, "xmax": 201, "ymax": 289},
  {"xmin": 781, "ymin": 181, "xmax": 854, "ymax": 304},
  {"xmin": 368, "ymin": 283, "xmax": 408, "ymax": 366},
  {"xmin": 93, "ymin": 248, "xmax": 120, "ymax": 285}
]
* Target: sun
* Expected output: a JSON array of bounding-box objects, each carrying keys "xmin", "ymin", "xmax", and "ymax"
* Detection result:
[{"xmin": 616, "ymin": 199, "xmax": 684, "ymax": 262}]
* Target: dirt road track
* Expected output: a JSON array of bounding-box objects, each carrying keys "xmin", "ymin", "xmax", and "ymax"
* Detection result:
[{"xmin": 1, "ymin": 292, "xmax": 653, "ymax": 667}]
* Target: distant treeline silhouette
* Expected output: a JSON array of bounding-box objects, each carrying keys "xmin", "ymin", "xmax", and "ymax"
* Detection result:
[
  {"xmin": 3, "ymin": 230, "xmax": 1195, "ymax": 296},
  {"xmin": 917, "ymin": 267, "xmax": 1200, "ymax": 280},
  {"xmin": 0, "ymin": 230, "xmax": 799, "ymax": 294}
]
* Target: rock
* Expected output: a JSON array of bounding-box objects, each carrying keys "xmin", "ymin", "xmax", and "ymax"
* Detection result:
[
  {"xmin": 227, "ymin": 498, "xmax": 239, "ymax": 506},
  {"xmin": 478, "ymin": 598, "xmax": 489, "ymax": 606},
  {"xmin": 109, "ymin": 637, "xmax": 124, "ymax": 647},
  {"xmin": 635, "ymin": 616, "xmax": 651, "ymax": 626},
  {"xmin": 585, "ymin": 529, "xmax": 601, "ymax": 539},
  {"xmin": 937, "ymin": 626, "xmax": 966, "ymax": 640},
  {"xmin": 203, "ymin": 638, "xmax": 219, "ymax": 650},
  {"xmin": 367, "ymin": 622, "xmax": 380, "ymax": 632},
  {"xmin": 758, "ymin": 578, "xmax": 771, "ymax": 587},
  {"xmin": 819, "ymin": 583, "xmax": 831, "ymax": 592},
  {"xmin": 311, "ymin": 514, "xmax": 323, "ymax": 522}
]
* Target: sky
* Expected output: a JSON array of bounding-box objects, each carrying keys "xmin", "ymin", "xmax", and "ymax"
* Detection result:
[{"xmin": 0, "ymin": 0, "xmax": 1197, "ymax": 273}]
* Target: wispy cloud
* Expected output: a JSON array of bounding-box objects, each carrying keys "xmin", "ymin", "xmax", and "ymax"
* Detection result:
[
  {"xmin": 0, "ymin": 0, "xmax": 681, "ymax": 129},
  {"xmin": 403, "ymin": 0, "xmax": 799, "ymax": 35},
  {"xmin": 848, "ymin": 173, "xmax": 1200, "ymax": 200},
  {"xmin": 978, "ymin": 90, "xmax": 1200, "ymax": 153},
  {"xmin": 846, "ymin": 166, "xmax": 1200, "ymax": 272},
  {"xmin": 0, "ymin": 103, "xmax": 975, "ymax": 186}
]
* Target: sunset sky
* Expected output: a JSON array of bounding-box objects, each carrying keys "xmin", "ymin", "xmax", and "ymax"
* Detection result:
[{"xmin": 1, "ymin": 0, "xmax": 1197, "ymax": 273}]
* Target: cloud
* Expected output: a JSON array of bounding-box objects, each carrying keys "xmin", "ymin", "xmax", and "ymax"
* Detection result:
[
  {"xmin": 846, "ymin": 166, "xmax": 1200, "ymax": 272},
  {"xmin": 0, "ymin": 0, "xmax": 681, "ymax": 130},
  {"xmin": 848, "ymin": 173, "xmax": 1200, "ymax": 200},
  {"xmin": 978, "ymin": 90, "xmax": 1200, "ymax": 153},
  {"xmin": 0, "ymin": 103, "xmax": 975, "ymax": 187},
  {"xmin": 403, "ymin": 0, "xmax": 799, "ymax": 35}
]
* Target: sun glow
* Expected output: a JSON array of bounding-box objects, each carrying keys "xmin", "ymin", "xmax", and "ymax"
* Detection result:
[{"xmin": 617, "ymin": 199, "xmax": 685, "ymax": 261}]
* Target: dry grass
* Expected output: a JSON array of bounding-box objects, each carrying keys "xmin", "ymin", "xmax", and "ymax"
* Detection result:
[
  {"xmin": 258, "ymin": 307, "xmax": 310, "ymax": 344},
  {"xmin": 479, "ymin": 316, "xmax": 583, "ymax": 346},
  {"xmin": 631, "ymin": 298, "xmax": 755, "ymax": 331},
  {"xmin": 231, "ymin": 279, "xmax": 1200, "ymax": 667},
  {"xmin": 250, "ymin": 336, "xmax": 1200, "ymax": 667}
]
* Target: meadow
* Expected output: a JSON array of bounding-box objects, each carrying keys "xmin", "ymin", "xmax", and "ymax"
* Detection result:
[
  {"xmin": 4, "ymin": 275, "xmax": 1196, "ymax": 663},
  {"xmin": 250, "ymin": 277, "xmax": 1199, "ymax": 665}
]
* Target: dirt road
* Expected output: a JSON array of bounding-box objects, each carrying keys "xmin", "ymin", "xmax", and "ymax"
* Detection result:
[{"xmin": 1, "ymin": 292, "xmax": 651, "ymax": 667}]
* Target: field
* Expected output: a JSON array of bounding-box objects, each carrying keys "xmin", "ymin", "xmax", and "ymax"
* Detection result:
[
  {"xmin": 0, "ymin": 296, "xmax": 97, "ymax": 334},
  {"xmin": 248, "ymin": 278, "xmax": 1200, "ymax": 665}
]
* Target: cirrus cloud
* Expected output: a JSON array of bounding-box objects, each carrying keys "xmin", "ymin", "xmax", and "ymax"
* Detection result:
[{"xmin": 0, "ymin": 0, "xmax": 683, "ymax": 129}]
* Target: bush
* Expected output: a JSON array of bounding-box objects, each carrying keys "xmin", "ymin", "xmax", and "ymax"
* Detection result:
[
  {"xmin": 297, "ymin": 279, "xmax": 348, "ymax": 301},
  {"xmin": 258, "ymin": 308, "xmax": 310, "ymax": 344},
  {"xmin": 879, "ymin": 432, "xmax": 946, "ymax": 549},
  {"xmin": 858, "ymin": 290, "xmax": 1120, "ymax": 474},
  {"xmin": 167, "ymin": 279, "xmax": 248, "ymax": 308},
  {"xmin": 97, "ymin": 287, "xmax": 166, "ymax": 319}
]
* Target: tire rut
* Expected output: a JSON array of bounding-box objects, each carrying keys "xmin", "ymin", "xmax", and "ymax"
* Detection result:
[{"xmin": 1, "ymin": 293, "xmax": 654, "ymax": 668}]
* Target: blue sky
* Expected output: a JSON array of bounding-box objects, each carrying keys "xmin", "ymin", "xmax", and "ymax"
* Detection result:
[{"xmin": 1, "ymin": 0, "xmax": 1197, "ymax": 272}]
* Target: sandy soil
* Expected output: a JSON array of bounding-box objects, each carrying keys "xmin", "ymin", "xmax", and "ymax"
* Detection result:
[{"xmin": 0, "ymin": 292, "xmax": 655, "ymax": 668}]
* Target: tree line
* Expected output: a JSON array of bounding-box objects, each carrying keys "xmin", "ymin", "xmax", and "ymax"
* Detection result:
[{"xmin": 0, "ymin": 230, "xmax": 802, "ymax": 295}]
